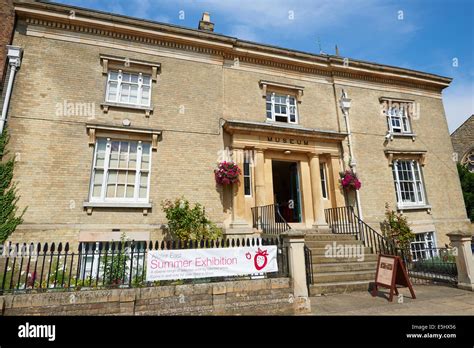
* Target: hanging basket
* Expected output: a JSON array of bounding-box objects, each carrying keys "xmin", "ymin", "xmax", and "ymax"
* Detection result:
[
  {"xmin": 214, "ymin": 161, "xmax": 241, "ymax": 186},
  {"xmin": 340, "ymin": 169, "xmax": 361, "ymax": 191}
]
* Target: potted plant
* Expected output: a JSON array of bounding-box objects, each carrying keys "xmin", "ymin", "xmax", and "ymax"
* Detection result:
[{"xmin": 214, "ymin": 161, "xmax": 241, "ymax": 186}]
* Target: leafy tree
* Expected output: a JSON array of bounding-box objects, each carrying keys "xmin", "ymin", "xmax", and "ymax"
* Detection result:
[
  {"xmin": 0, "ymin": 127, "xmax": 25, "ymax": 243},
  {"xmin": 161, "ymin": 197, "xmax": 222, "ymax": 241},
  {"xmin": 381, "ymin": 203, "xmax": 415, "ymax": 254},
  {"xmin": 457, "ymin": 163, "xmax": 474, "ymax": 222}
]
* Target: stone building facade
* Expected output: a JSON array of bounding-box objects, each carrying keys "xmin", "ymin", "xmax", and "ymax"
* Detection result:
[
  {"xmin": 451, "ymin": 115, "xmax": 474, "ymax": 172},
  {"xmin": 3, "ymin": 0, "xmax": 471, "ymax": 251}
]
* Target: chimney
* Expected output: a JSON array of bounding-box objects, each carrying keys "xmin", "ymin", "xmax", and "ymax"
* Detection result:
[{"xmin": 198, "ymin": 12, "xmax": 214, "ymax": 32}]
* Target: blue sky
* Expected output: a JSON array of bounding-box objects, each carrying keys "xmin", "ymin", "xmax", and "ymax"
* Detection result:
[{"xmin": 54, "ymin": 0, "xmax": 474, "ymax": 132}]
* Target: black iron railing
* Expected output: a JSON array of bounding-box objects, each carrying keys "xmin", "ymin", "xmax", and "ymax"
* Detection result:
[
  {"xmin": 399, "ymin": 247, "xmax": 457, "ymax": 285},
  {"xmin": 325, "ymin": 206, "xmax": 397, "ymax": 255},
  {"xmin": 251, "ymin": 204, "xmax": 291, "ymax": 236},
  {"xmin": 0, "ymin": 237, "xmax": 288, "ymax": 294},
  {"xmin": 304, "ymin": 245, "xmax": 314, "ymax": 289}
]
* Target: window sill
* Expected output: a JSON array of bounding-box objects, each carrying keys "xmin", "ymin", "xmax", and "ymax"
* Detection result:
[
  {"xmin": 387, "ymin": 133, "xmax": 417, "ymax": 141},
  {"xmin": 83, "ymin": 201, "xmax": 152, "ymax": 215},
  {"xmin": 397, "ymin": 204, "xmax": 431, "ymax": 213},
  {"xmin": 101, "ymin": 102, "xmax": 153, "ymax": 117}
]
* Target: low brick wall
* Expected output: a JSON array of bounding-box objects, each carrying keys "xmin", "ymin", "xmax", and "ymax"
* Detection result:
[{"xmin": 0, "ymin": 278, "xmax": 297, "ymax": 315}]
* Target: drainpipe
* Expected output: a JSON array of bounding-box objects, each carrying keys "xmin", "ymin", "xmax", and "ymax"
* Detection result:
[
  {"xmin": 339, "ymin": 89, "xmax": 363, "ymax": 221},
  {"xmin": 0, "ymin": 46, "xmax": 23, "ymax": 135}
]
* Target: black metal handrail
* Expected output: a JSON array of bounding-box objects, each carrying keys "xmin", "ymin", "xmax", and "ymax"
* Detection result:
[
  {"xmin": 325, "ymin": 206, "xmax": 398, "ymax": 255},
  {"xmin": 304, "ymin": 245, "xmax": 314, "ymax": 288},
  {"xmin": 251, "ymin": 204, "xmax": 291, "ymax": 236}
]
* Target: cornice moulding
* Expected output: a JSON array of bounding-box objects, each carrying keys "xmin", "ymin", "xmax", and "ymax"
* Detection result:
[{"xmin": 15, "ymin": 2, "xmax": 451, "ymax": 92}]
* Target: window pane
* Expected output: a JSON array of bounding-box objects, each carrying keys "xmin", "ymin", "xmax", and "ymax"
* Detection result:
[
  {"xmin": 244, "ymin": 177, "xmax": 251, "ymax": 196},
  {"xmin": 92, "ymin": 170, "xmax": 103, "ymax": 197},
  {"xmin": 106, "ymin": 184, "xmax": 115, "ymax": 197},
  {"xmin": 120, "ymin": 85, "xmax": 130, "ymax": 103},
  {"xmin": 142, "ymin": 75, "xmax": 151, "ymax": 85},
  {"xmin": 117, "ymin": 171, "xmax": 126, "ymax": 184},
  {"xmin": 141, "ymin": 86, "xmax": 150, "ymax": 105},
  {"xmin": 107, "ymin": 82, "xmax": 118, "ymax": 101},
  {"xmin": 126, "ymin": 185, "xmax": 135, "ymax": 198},
  {"xmin": 127, "ymin": 172, "xmax": 135, "ymax": 184},
  {"xmin": 130, "ymin": 85, "xmax": 138, "ymax": 104},
  {"xmin": 131, "ymin": 74, "xmax": 139, "ymax": 83},
  {"xmin": 116, "ymin": 184, "xmax": 125, "ymax": 197},
  {"xmin": 95, "ymin": 140, "xmax": 107, "ymax": 168},
  {"xmin": 139, "ymin": 173, "xmax": 148, "ymax": 198},
  {"xmin": 122, "ymin": 73, "xmax": 131, "ymax": 82},
  {"xmin": 109, "ymin": 71, "xmax": 118, "ymax": 81}
]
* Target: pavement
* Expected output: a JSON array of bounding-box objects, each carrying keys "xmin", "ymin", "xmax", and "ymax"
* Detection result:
[{"xmin": 310, "ymin": 284, "xmax": 474, "ymax": 315}]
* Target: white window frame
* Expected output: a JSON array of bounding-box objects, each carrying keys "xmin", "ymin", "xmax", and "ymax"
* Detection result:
[
  {"xmin": 89, "ymin": 138, "xmax": 152, "ymax": 204},
  {"xmin": 410, "ymin": 232, "xmax": 437, "ymax": 261},
  {"xmin": 266, "ymin": 92, "xmax": 298, "ymax": 124},
  {"xmin": 392, "ymin": 160, "xmax": 426, "ymax": 207},
  {"xmin": 387, "ymin": 104, "xmax": 411, "ymax": 134},
  {"xmin": 320, "ymin": 163, "xmax": 329, "ymax": 199},
  {"xmin": 105, "ymin": 70, "xmax": 152, "ymax": 107}
]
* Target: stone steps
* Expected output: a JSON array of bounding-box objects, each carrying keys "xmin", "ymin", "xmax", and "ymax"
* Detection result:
[
  {"xmin": 313, "ymin": 261, "xmax": 377, "ymax": 273},
  {"xmin": 311, "ymin": 254, "xmax": 378, "ymax": 264},
  {"xmin": 305, "ymin": 240, "xmax": 364, "ymax": 248},
  {"xmin": 310, "ymin": 280, "xmax": 372, "ymax": 295},
  {"xmin": 309, "ymin": 246, "xmax": 372, "ymax": 256},
  {"xmin": 305, "ymin": 233, "xmax": 358, "ymax": 241},
  {"xmin": 314, "ymin": 270, "xmax": 375, "ymax": 283},
  {"xmin": 305, "ymin": 227, "xmax": 379, "ymax": 296}
]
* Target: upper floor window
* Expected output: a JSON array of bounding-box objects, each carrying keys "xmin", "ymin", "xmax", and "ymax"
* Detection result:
[
  {"xmin": 105, "ymin": 70, "xmax": 152, "ymax": 107},
  {"xmin": 90, "ymin": 138, "xmax": 151, "ymax": 203},
  {"xmin": 381, "ymin": 100, "xmax": 414, "ymax": 135},
  {"xmin": 266, "ymin": 93, "xmax": 298, "ymax": 124},
  {"xmin": 392, "ymin": 160, "xmax": 426, "ymax": 206}
]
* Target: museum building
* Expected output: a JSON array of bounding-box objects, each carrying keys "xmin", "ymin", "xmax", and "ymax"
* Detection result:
[{"xmin": 1, "ymin": 0, "xmax": 471, "ymax": 262}]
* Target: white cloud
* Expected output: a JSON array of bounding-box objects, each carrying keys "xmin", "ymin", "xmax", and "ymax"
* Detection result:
[{"xmin": 443, "ymin": 82, "xmax": 474, "ymax": 133}]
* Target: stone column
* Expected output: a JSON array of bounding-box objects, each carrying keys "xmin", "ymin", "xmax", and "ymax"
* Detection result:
[
  {"xmin": 281, "ymin": 230, "xmax": 311, "ymax": 314},
  {"xmin": 447, "ymin": 231, "xmax": 474, "ymax": 291},
  {"xmin": 254, "ymin": 148, "xmax": 266, "ymax": 207},
  {"xmin": 330, "ymin": 155, "xmax": 346, "ymax": 207},
  {"xmin": 308, "ymin": 153, "xmax": 327, "ymax": 228}
]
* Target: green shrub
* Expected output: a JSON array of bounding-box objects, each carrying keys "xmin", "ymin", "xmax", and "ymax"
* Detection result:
[
  {"xmin": 381, "ymin": 203, "xmax": 415, "ymax": 254},
  {"xmin": 161, "ymin": 197, "xmax": 222, "ymax": 241},
  {"xmin": 101, "ymin": 232, "xmax": 130, "ymax": 286}
]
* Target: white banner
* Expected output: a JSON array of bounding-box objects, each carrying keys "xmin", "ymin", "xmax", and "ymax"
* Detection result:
[{"xmin": 146, "ymin": 246, "xmax": 278, "ymax": 281}]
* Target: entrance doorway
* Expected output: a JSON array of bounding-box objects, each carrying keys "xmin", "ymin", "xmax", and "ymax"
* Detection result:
[{"xmin": 272, "ymin": 160, "xmax": 302, "ymax": 223}]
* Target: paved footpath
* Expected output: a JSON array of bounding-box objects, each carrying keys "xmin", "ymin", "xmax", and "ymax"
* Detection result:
[{"xmin": 310, "ymin": 285, "xmax": 474, "ymax": 315}]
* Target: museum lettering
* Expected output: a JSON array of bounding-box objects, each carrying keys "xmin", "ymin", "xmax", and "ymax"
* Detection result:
[{"xmin": 267, "ymin": 136, "xmax": 309, "ymax": 145}]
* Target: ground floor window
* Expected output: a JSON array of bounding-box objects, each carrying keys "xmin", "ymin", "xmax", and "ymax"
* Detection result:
[
  {"xmin": 320, "ymin": 163, "xmax": 328, "ymax": 199},
  {"xmin": 89, "ymin": 138, "xmax": 151, "ymax": 203},
  {"xmin": 410, "ymin": 232, "xmax": 437, "ymax": 261},
  {"xmin": 243, "ymin": 156, "xmax": 252, "ymax": 196},
  {"xmin": 78, "ymin": 241, "xmax": 146, "ymax": 283}
]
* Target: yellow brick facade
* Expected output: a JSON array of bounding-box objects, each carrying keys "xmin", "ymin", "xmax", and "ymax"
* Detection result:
[{"xmin": 3, "ymin": 1, "xmax": 471, "ymax": 249}]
